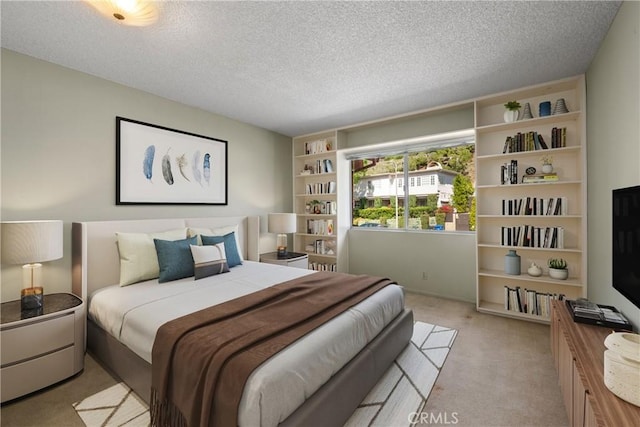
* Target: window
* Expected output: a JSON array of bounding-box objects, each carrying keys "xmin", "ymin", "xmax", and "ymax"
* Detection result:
[{"xmin": 349, "ymin": 130, "xmax": 475, "ymax": 231}]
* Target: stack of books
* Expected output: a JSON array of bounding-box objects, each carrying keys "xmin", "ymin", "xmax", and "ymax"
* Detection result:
[{"xmin": 522, "ymin": 173, "xmax": 558, "ymax": 184}]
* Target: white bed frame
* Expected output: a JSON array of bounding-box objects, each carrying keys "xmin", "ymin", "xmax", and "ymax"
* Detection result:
[{"xmin": 72, "ymin": 216, "xmax": 413, "ymax": 426}]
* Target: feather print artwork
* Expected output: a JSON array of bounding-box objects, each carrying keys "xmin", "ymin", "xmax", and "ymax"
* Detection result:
[
  {"xmin": 162, "ymin": 148, "xmax": 174, "ymax": 185},
  {"xmin": 203, "ymin": 153, "xmax": 211, "ymax": 185},
  {"xmin": 142, "ymin": 145, "xmax": 155, "ymax": 182},
  {"xmin": 176, "ymin": 153, "xmax": 190, "ymax": 182},
  {"xmin": 192, "ymin": 150, "xmax": 202, "ymax": 185}
]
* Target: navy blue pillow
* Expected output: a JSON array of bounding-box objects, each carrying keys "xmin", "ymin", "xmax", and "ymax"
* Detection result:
[
  {"xmin": 153, "ymin": 236, "xmax": 197, "ymax": 283},
  {"xmin": 201, "ymin": 232, "xmax": 242, "ymax": 267}
]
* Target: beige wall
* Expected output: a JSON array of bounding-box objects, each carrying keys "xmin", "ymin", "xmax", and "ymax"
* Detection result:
[
  {"xmin": 0, "ymin": 49, "xmax": 293, "ymax": 301},
  {"xmin": 586, "ymin": 1, "xmax": 640, "ymax": 329},
  {"xmin": 342, "ymin": 105, "xmax": 474, "ymax": 148},
  {"xmin": 349, "ymin": 229, "xmax": 476, "ymax": 302}
]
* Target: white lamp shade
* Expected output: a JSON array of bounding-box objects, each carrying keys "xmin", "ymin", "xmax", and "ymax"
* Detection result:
[
  {"xmin": 268, "ymin": 213, "xmax": 297, "ymax": 234},
  {"xmin": 1, "ymin": 220, "xmax": 63, "ymax": 265}
]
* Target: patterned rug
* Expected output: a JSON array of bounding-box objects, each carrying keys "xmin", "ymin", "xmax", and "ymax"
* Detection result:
[{"xmin": 73, "ymin": 321, "xmax": 456, "ymax": 427}]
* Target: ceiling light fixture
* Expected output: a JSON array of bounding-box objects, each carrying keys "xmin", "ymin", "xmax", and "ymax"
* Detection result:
[{"xmin": 85, "ymin": 0, "xmax": 158, "ymax": 26}]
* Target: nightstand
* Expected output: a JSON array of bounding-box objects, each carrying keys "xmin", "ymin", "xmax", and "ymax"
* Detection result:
[
  {"xmin": 1, "ymin": 293, "xmax": 85, "ymax": 403},
  {"xmin": 260, "ymin": 251, "xmax": 309, "ymax": 269}
]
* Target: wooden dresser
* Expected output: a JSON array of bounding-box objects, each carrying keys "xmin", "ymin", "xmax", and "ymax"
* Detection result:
[{"xmin": 550, "ymin": 300, "xmax": 639, "ymax": 426}]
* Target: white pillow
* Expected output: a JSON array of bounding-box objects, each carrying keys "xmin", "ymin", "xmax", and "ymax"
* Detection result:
[
  {"xmin": 116, "ymin": 228, "xmax": 187, "ymax": 286},
  {"xmin": 188, "ymin": 225, "xmax": 244, "ymax": 261},
  {"xmin": 190, "ymin": 243, "xmax": 229, "ymax": 279}
]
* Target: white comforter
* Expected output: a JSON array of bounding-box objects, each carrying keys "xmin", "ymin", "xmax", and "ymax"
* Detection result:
[{"xmin": 88, "ymin": 261, "xmax": 404, "ymax": 426}]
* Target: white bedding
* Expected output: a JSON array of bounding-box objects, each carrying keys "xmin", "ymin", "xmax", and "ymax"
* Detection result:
[{"xmin": 88, "ymin": 261, "xmax": 405, "ymax": 426}]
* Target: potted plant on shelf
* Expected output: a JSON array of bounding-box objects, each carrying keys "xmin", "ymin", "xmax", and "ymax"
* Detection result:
[
  {"xmin": 541, "ymin": 155, "xmax": 554, "ymax": 174},
  {"xmin": 503, "ymin": 101, "xmax": 521, "ymax": 123},
  {"xmin": 548, "ymin": 258, "xmax": 568, "ymax": 280}
]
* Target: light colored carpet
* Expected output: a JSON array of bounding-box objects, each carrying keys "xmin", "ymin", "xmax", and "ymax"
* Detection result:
[{"xmin": 72, "ymin": 321, "xmax": 456, "ymax": 427}]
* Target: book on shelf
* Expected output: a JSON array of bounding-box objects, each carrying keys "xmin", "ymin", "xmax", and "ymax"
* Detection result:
[
  {"xmin": 504, "ymin": 286, "xmax": 565, "ymax": 317},
  {"xmin": 306, "ymin": 219, "xmax": 334, "ymax": 235},
  {"xmin": 502, "ymin": 131, "xmax": 550, "ymax": 153},
  {"xmin": 304, "ymin": 159, "xmax": 334, "ymax": 174},
  {"xmin": 305, "ymin": 181, "xmax": 337, "ymax": 195},
  {"xmin": 551, "ymin": 127, "xmax": 567, "ymax": 148},
  {"xmin": 501, "ymin": 196, "xmax": 567, "ymax": 215},
  {"xmin": 501, "ymin": 225, "xmax": 564, "ymax": 248},
  {"xmin": 304, "ymin": 138, "xmax": 333, "ymax": 155},
  {"xmin": 309, "ymin": 261, "xmax": 337, "ymax": 272},
  {"xmin": 521, "ymin": 173, "xmax": 558, "ymax": 183},
  {"xmin": 501, "ymin": 160, "xmax": 518, "ymax": 185},
  {"xmin": 313, "ymin": 239, "xmax": 335, "ymax": 255}
]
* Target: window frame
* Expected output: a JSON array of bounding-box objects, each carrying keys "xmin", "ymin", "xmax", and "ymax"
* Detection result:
[{"xmin": 343, "ymin": 129, "xmax": 475, "ymax": 233}]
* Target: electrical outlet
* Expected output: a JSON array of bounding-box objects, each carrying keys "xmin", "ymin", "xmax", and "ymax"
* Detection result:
[{"xmin": 422, "ymin": 272, "xmax": 428, "ymax": 280}]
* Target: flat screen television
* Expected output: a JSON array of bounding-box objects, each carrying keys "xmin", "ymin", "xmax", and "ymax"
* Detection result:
[{"xmin": 612, "ymin": 185, "xmax": 640, "ymax": 309}]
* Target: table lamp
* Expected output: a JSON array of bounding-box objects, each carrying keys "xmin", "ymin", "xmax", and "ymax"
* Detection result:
[
  {"xmin": 1, "ymin": 220, "xmax": 63, "ymax": 310},
  {"xmin": 268, "ymin": 213, "xmax": 296, "ymax": 258}
]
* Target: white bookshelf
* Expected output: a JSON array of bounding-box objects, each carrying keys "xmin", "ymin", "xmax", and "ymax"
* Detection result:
[
  {"xmin": 292, "ymin": 131, "xmax": 340, "ymax": 271},
  {"xmin": 474, "ymin": 75, "xmax": 587, "ymax": 323}
]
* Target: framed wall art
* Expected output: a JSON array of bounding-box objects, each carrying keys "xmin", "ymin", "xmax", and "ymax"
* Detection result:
[{"xmin": 116, "ymin": 117, "xmax": 228, "ymax": 205}]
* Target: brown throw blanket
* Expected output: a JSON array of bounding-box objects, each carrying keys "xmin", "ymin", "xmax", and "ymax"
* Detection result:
[{"xmin": 150, "ymin": 271, "xmax": 393, "ymax": 427}]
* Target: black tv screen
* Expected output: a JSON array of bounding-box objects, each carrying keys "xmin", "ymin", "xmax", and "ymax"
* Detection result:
[{"xmin": 612, "ymin": 185, "xmax": 640, "ymax": 309}]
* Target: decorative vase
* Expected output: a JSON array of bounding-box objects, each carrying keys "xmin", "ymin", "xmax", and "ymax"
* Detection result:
[
  {"xmin": 504, "ymin": 250, "xmax": 521, "ymax": 275},
  {"xmin": 549, "ymin": 268, "xmax": 568, "ymax": 280},
  {"xmin": 552, "ymin": 98, "xmax": 569, "ymax": 115},
  {"xmin": 527, "ymin": 263, "xmax": 542, "ymax": 277},
  {"xmin": 542, "ymin": 164, "xmax": 553, "ymax": 174},
  {"xmin": 521, "ymin": 102, "xmax": 533, "ymax": 120},
  {"xmin": 503, "ymin": 109, "xmax": 519, "ymax": 123},
  {"xmin": 539, "ymin": 101, "xmax": 551, "ymax": 117}
]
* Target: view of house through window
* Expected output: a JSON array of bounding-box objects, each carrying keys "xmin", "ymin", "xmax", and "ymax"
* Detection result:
[{"xmin": 351, "ymin": 143, "xmax": 476, "ymax": 231}]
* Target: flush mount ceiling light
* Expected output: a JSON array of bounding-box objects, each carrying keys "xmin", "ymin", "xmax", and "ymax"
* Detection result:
[{"xmin": 86, "ymin": 0, "xmax": 158, "ymax": 26}]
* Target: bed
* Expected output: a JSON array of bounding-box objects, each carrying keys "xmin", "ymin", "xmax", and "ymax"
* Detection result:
[{"xmin": 72, "ymin": 216, "xmax": 413, "ymax": 427}]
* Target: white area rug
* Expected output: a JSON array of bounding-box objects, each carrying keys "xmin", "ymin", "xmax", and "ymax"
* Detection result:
[
  {"xmin": 345, "ymin": 321, "xmax": 457, "ymax": 427},
  {"xmin": 72, "ymin": 383, "xmax": 149, "ymax": 427},
  {"xmin": 73, "ymin": 321, "xmax": 456, "ymax": 427}
]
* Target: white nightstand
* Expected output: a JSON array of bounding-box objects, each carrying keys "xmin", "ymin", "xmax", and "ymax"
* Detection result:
[
  {"xmin": 260, "ymin": 251, "xmax": 309, "ymax": 269},
  {"xmin": 0, "ymin": 293, "xmax": 85, "ymax": 403}
]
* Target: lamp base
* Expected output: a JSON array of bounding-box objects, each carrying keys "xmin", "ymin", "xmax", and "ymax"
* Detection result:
[
  {"xmin": 277, "ymin": 246, "xmax": 289, "ymax": 259},
  {"xmin": 276, "ymin": 233, "xmax": 288, "ymax": 258},
  {"xmin": 21, "ymin": 286, "xmax": 44, "ymax": 311}
]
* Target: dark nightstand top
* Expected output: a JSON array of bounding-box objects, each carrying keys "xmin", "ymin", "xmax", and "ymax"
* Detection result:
[
  {"xmin": 261, "ymin": 251, "xmax": 307, "ymax": 260},
  {"xmin": 1, "ymin": 293, "xmax": 82, "ymax": 324}
]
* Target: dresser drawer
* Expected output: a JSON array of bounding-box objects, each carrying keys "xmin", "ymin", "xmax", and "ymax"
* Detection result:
[
  {"xmin": 1, "ymin": 346, "xmax": 75, "ymax": 402},
  {"xmin": 1, "ymin": 313, "xmax": 75, "ymax": 365}
]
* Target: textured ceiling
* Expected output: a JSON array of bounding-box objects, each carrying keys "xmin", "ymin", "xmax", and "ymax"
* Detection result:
[{"xmin": 1, "ymin": 1, "xmax": 621, "ymax": 137}]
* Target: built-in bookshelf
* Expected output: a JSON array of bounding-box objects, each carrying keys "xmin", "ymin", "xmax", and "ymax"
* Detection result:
[
  {"xmin": 475, "ymin": 75, "xmax": 587, "ymax": 323},
  {"xmin": 292, "ymin": 131, "xmax": 339, "ymax": 271}
]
